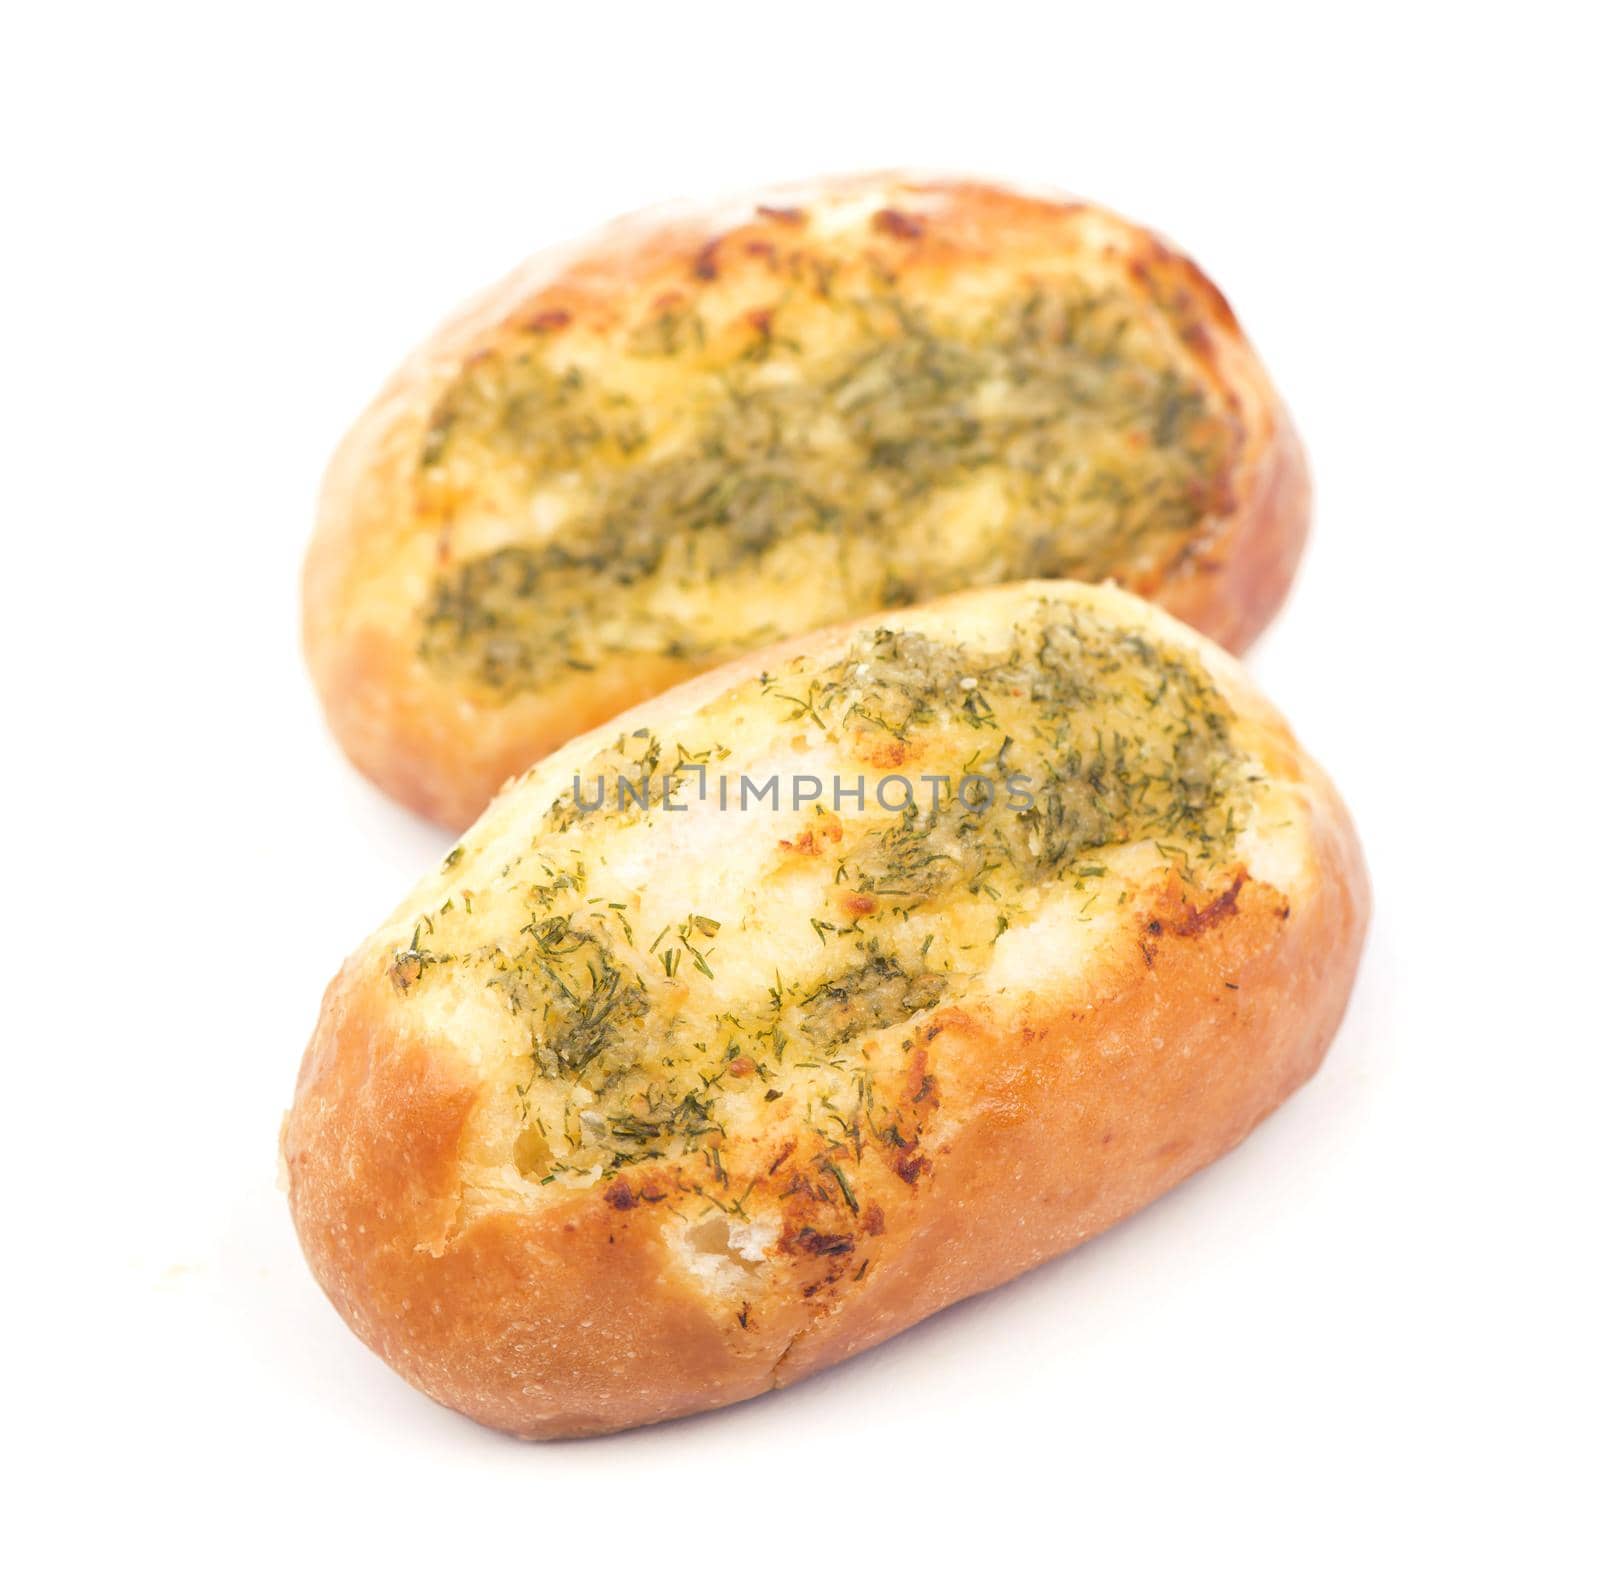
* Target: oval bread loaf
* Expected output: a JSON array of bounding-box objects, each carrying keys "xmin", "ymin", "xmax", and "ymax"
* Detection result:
[
  {"xmin": 304, "ymin": 174, "xmax": 1311, "ymax": 828},
  {"xmin": 285, "ymin": 580, "xmax": 1368, "ymax": 1439}
]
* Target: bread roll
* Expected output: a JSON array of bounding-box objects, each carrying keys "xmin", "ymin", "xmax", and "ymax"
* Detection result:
[
  {"xmin": 285, "ymin": 580, "xmax": 1367, "ymax": 1439},
  {"xmin": 304, "ymin": 174, "xmax": 1310, "ymax": 828}
]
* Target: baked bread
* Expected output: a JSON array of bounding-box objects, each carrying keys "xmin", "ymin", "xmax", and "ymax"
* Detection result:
[
  {"xmin": 284, "ymin": 579, "xmax": 1367, "ymax": 1439},
  {"xmin": 304, "ymin": 174, "xmax": 1310, "ymax": 829}
]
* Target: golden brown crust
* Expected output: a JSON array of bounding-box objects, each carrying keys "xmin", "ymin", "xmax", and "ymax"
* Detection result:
[
  {"xmin": 285, "ymin": 581, "xmax": 1367, "ymax": 1439},
  {"xmin": 303, "ymin": 174, "xmax": 1311, "ymax": 830},
  {"xmin": 287, "ymin": 966, "xmax": 813, "ymax": 1435},
  {"xmin": 775, "ymin": 766, "xmax": 1363, "ymax": 1385}
]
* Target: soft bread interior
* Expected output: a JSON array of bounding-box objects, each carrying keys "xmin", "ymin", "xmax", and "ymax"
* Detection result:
[
  {"xmin": 370, "ymin": 583, "xmax": 1308, "ymax": 1304},
  {"xmin": 410, "ymin": 201, "xmax": 1242, "ymax": 702}
]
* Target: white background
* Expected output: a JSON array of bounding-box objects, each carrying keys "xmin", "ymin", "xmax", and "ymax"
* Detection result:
[{"xmin": 4, "ymin": 3, "xmax": 1595, "ymax": 1570}]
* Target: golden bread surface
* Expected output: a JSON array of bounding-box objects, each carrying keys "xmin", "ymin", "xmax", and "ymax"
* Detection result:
[
  {"xmin": 285, "ymin": 581, "xmax": 1367, "ymax": 1439},
  {"xmin": 305, "ymin": 174, "xmax": 1310, "ymax": 827}
]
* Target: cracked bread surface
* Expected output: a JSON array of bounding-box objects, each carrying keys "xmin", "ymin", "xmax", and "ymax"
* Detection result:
[{"xmin": 284, "ymin": 580, "xmax": 1367, "ymax": 1438}]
